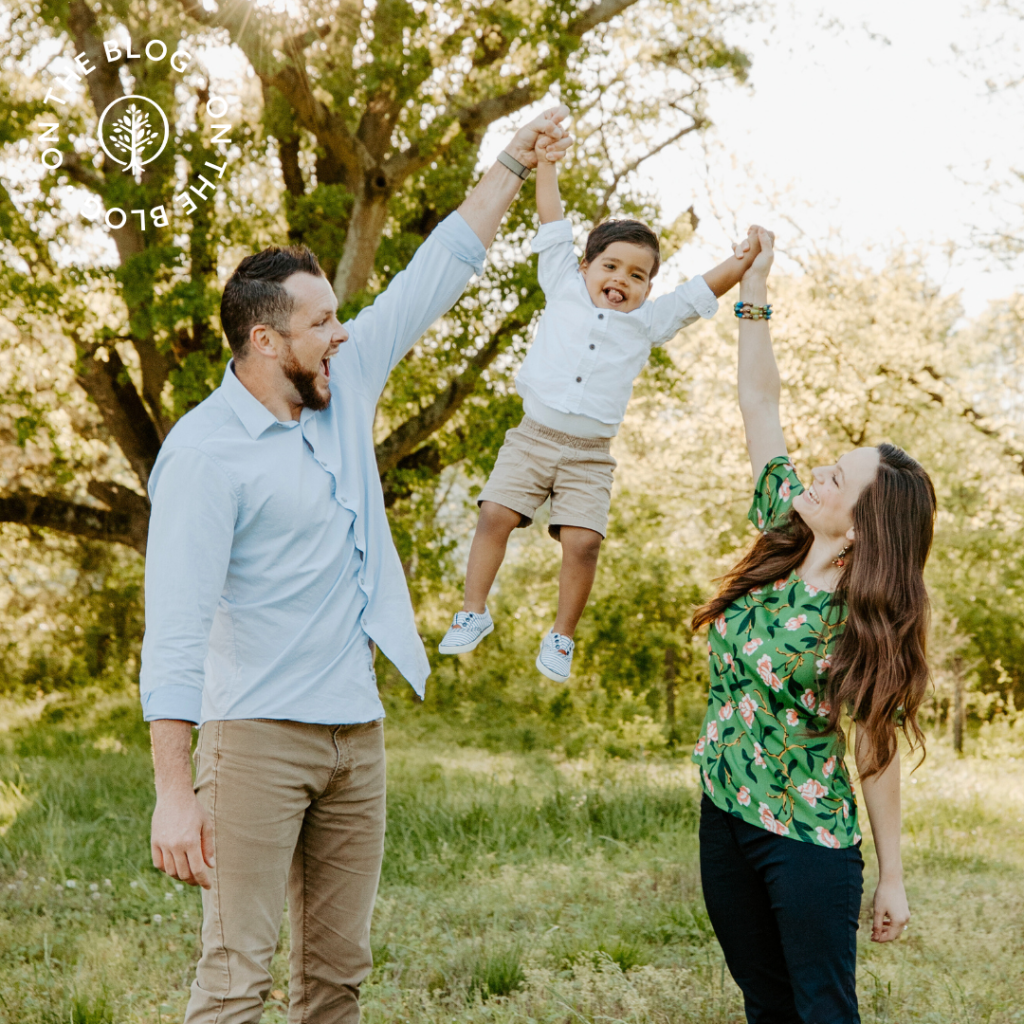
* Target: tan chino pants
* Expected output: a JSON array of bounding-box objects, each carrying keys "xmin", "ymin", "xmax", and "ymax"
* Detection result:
[{"xmin": 183, "ymin": 719, "xmax": 386, "ymax": 1024}]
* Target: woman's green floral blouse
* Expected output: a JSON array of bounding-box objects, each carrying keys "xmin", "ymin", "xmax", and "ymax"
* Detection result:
[{"xmin": 692, "ymin": 456, "xmax": 862, "ymax": 848}]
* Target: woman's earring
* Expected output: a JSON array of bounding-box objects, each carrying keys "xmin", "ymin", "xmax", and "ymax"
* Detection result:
[{"xmin": 832, "ymin": 545, "xmax": 851, "ymax": 568}]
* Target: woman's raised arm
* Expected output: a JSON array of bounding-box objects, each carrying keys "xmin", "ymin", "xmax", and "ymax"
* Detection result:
[{"xmin": 737, "ymin": 227, "xmax": 787, "ymax": 478}]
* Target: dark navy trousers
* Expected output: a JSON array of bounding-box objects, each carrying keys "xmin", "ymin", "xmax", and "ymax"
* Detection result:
[{"xmin": 699, "ymin": 795, "xmax": 864, "ymax": 1024}]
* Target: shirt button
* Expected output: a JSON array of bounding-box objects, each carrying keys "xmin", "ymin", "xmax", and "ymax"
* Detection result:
[
  {"xmin": 576, "ymin": 376, "xmax": 582, "ymax": 383},
  {"xmin": 598, "ymin": 313, "xmax": 604, "ymax": 320},
  {"xmin": 589, "ymin": 344, "xmax": 595, "ymax": 350}
]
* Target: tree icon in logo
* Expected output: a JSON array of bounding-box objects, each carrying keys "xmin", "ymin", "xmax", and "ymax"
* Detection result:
[{"xmin": 97, "ymin": 95, "xmax": 169, "ymax": 181}]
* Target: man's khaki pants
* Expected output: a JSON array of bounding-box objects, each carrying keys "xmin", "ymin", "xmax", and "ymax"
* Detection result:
[{"xmin": 183, "ymin": 719, "xmax": 386, "ymax": 1024}]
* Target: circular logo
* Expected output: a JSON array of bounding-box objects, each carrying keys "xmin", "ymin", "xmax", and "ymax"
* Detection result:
[
  {"xmin": 97, "ymin": 95, "xmax": 170, "ymax": 180},
  {"xmin": 33, "ymin": 34, "xmax": 233, "ymax": 230}
]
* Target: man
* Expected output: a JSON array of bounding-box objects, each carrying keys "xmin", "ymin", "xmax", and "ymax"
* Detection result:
[{"xmin": 140, "ymin": 108, "xmax": 571, "ymax": 1023}]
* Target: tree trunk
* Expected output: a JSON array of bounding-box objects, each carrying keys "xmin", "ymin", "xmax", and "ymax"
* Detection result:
[
  {"xmin": 333, "ymin": 187, "xmax": 390, "ymax": 303},
  {"xmin": 664, "ymin": 645, "xmax": 677, "ymax": 725},
  {"xmin": 952, "ymin": 655, "xmax": 965, "ymax": 755}
]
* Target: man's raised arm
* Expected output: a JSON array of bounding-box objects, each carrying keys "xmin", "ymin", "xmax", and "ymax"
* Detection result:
[{"xmin": 340, "ymin": 106, "xmax": 572, "ymax": 401}]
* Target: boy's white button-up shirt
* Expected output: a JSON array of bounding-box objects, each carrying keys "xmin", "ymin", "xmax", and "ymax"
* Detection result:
[
  {"xmin": 139, "ymin": 212, "xmax": 485, "ymax": 726},
  {"xmin": 516, "ymin": 218, "xmax": 718, "ymax": 426}
]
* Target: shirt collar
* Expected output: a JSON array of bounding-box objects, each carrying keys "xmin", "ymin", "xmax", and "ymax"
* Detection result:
[{"xmin": 221, "ymin": 360, "xmax": 285, "ymax": 440}]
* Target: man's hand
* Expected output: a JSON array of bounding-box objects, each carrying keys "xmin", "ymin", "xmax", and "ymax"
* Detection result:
[
  {"xmin": 506, "ymin": 104, "xmax": 572, "ymax": 170},
  {"xmin": 151, "ymin": 787, "xmax": 215, "ymax": 889},
  {"xmin": 150, "ymin": 719, "xmax": 214, "ymax": 889}
]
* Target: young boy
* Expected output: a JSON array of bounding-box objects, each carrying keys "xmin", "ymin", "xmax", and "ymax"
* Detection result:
[{"xmin": 439, "ymin": 141, "xmax": 762, "ymax": 682}]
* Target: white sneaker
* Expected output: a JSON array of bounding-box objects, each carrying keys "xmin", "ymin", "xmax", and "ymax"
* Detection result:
[
  {"xmin": 536, "ymin": 630, "xmax": 575, "ymax": 682},
  {"xmin": 438, "ymin": 608, "xmax": 494, "ymax": 654}
]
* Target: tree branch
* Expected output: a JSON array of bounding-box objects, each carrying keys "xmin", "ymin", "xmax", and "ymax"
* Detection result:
[
  {"xmin": 0, "ymin": 490, "xmax": 149, "ymax": 554},
  {"xmin": 76, "ymin": 346, "xmax": 163, "ymax": 489},
  {"xmin": 374, "ymin": 314, "xmax": 528, "ymax": 475},
  {"xmin": 570, "ymin": 0, "xmax": 641, "ymax": 36}
]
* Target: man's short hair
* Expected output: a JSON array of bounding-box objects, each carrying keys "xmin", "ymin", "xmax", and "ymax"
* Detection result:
[
  {"xmin": 583, "ymin": 219, "xmax": 661, "ymax": 279},
  {"xmin": 220, "ymin": 245, "xmax": 324, "ymax": 358}
]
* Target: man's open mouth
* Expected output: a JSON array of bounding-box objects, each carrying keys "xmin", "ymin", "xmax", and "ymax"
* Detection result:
[
  {"xmin": 603, "ymin": 287, "xmax": 625, "ymax": 305},
  {"xmin": 320, "ymin": 357, "xmax": 331, "ymax": 380}
]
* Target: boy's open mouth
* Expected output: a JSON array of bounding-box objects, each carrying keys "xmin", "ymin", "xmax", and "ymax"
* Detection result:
[{"xmin": 603, "ymin": 287, "xmax": 625, "ymax": 305}]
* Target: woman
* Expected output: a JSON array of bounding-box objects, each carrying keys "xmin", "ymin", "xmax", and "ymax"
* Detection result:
[{"xmin": 690, "ymin": 228, "xmax": 935, "ymax": 1023}]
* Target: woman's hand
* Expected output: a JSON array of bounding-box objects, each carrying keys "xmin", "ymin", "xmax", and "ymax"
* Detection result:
[
  {"xmin": 743, "ymin": 225, "xmax": 774, "ymax": 283},
  {"xmin": 871, "ymin": 877, "xmax": 910, "ymax": 942}
]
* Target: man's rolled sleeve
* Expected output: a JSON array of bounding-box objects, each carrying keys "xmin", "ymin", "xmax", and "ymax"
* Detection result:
[
  {"xmin": 140, "ymin": 446, "xmax": 237, "ymax": 723},
  {"xmin": 342, "ymin": 211, "xmax": 487, "ymax": 401},
  {"xmin": 649, "ymin": 275, "xmax": 720, "ymax": 346}
]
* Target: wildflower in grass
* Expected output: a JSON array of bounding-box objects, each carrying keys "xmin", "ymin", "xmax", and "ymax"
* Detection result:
[
  {"xmin": 152, "ymin": 914, "xmax": 163, "ymax": 924},
  {"xmin": 737, "ymin": 786, "xmax": 751, "ymax": 806},
  {"xmin": 165, "ymin": 892, "xmax": 174, "ymax": 901},
  {"xmin": 815, "ymin": 827, "xmax": 841, "ymax": 849},
  {"xmin": 797, "ymin": 779, "xmax": 828, "ymax": 806},
  {"xmin": 65, "ymin": 880, "xmax": 77, "ymax": 888},
  {"xmin": 104, "ymin": 879, "xmax": 112, "ymax": 888},
  {"xmin": 91, "ymin": 892, "xmax": 101, "ymax": 900},
  {"xmin": 174, "ymin": 883, "xmax": 184, "ymax": 892},
  {"xmin": 130, "ymin": 880, "xmax": 139, "ymax": 889},
  {"xmin": 90, "ymin": 883, "xmax": 99, "ymax": 892}
]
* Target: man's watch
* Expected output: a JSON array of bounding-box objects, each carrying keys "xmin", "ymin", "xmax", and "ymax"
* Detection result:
[{"xmin": 497, "ymin": 150, "xmax": 531, "ymax": 180}]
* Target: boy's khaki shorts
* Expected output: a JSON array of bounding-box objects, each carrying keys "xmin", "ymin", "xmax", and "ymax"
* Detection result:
[{"xmin": 477, "ymin": 416, "xmax": 617, "ymax": 539}]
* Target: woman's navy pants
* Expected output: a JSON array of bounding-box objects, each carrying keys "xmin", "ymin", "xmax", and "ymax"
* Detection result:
[{"xmin": 699, "ymin": 795, "xmax": 864, "ymax": 1024}]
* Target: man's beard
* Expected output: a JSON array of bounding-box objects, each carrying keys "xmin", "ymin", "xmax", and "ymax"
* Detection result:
[{"xmin": 281, "ymin": 343, "xmax": 331, "ymax": 412}]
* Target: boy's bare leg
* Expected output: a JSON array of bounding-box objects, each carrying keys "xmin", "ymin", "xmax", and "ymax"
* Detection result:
[
  {"xmin": 463, "ymin": 501, "xmax": 523, "ymax": 613},
  {"xmin": 552, "ymin": 526, "xmax": 603, "ymax": 637}
]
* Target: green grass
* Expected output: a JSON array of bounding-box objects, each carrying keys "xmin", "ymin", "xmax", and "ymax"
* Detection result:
[{"xmin": 2, "ymin": 691, "xmax": 1024, "ymax": 1022}]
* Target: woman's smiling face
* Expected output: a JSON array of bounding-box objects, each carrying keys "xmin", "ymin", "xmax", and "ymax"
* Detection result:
[
  {"xmin": 580, "ymin": 240, "xmax": 656, "ymax": 312},
  {"xmin": 791, "ymin": 447, "xmax": 881, "ymax": 540}
]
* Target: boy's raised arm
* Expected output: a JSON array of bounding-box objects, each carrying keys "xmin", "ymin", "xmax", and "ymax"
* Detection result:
[
  {"xmin": 701, "ymin": 227, "xmax": 764, "ymax": 297},
  {"xmin": 535, "ymin": 143, "xmax": 565, "ymax": 224}
]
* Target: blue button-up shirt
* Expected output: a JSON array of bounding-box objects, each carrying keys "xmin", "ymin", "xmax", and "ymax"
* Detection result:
[{"xmin": 139, "ymin": 213, "xmax": 485, "ymax": 725}]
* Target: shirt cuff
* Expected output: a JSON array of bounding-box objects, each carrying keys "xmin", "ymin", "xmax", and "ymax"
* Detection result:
[
  {"xmin": 141, "ymin": 684, "xmax": 202, "ymax": 724},
  {"xmin": 431, "ymin": 211, "xmax": 487, "ymax": 276},
  {"xmin": 531, "ymin": 218, "xmax": 574, "ymax": 253},
  {"xmin": 680, "ymin": 275, "xmax": 719, "ymax": 318}
]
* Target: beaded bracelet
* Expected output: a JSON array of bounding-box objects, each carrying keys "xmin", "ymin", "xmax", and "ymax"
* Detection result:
[{"xmin": 734, "ymin": 301, "xmax": 773, "ymax": 320}]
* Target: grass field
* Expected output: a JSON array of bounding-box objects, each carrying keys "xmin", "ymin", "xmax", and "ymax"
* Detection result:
[{"xmin": 1, "ymin": 691, "xmax": 1023, "ymax": 1023}]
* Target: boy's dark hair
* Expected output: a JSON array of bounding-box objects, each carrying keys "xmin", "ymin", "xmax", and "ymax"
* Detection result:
[
  {"xmin": 220, "ymin": 245, "xmax": 324, "ymax": 358},
  {"xmin": 583, "ymin": 219, "xmax": 661, "ymax": 279}
]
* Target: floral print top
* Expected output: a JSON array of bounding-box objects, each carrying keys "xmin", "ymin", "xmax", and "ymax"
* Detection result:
[{"xmin": 692, "ymin": 456, "xmax": 862, "ymax": 848}]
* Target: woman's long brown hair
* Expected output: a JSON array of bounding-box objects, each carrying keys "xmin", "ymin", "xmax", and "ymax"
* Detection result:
[{"xmin": 692, "ymin": 444, "xmax": 936, "ymax": 777}]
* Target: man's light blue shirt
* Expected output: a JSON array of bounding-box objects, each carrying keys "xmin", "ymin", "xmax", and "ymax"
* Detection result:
[{"xmin": 140, "ymin": 213, "xmax": 485, "ymax": 725}]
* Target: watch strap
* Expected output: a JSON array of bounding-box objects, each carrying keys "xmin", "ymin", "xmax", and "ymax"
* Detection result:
[{"xmin": 497, "ymin": 150, "xmax": 531, "ymax": 180}]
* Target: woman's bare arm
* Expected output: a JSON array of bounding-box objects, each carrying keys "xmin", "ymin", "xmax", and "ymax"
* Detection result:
[
  {"xmin": 856, "ymin": 726, "xmax": 910, "ymax": 943},
  {"xmin": 736, "ymin": 227, "xmax": 787, "ymax": 478}
]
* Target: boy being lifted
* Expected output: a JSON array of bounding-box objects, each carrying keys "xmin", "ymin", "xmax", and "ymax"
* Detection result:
[{"xmin": 440, "ymin": 134, "xmax": 763, "ymax": 682}]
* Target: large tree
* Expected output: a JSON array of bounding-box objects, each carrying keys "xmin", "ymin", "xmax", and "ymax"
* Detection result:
[{"xmin": 0, "ymin": 0, "xmax": 748, "ymax": 556}]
